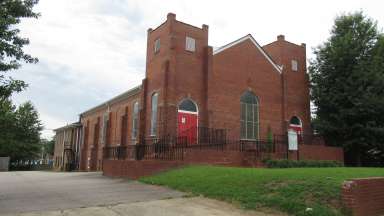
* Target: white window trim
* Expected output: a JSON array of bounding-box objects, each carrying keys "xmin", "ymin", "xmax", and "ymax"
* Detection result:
[
  {"xmin": 154, "ymin": 38, "xmax": 160, "ymax": 53},
  {"xmin": 150, "ymin": 93, "xmax": 159, "ymax": 136},
  {"xmin": 185, "ymin": 36, "xmax": 196, "ymax": 52},
  {"xmin": 177, "ymin": 110, "xmax": 198, "ymax": 114},
  {"xmin": 240, "ymin": 102, "xmax": 259, "ymax": 140},
  {"xmin": 101, "ymin": 112, "xmax": 109, "ymax": 145},
  {"xmin": 291, "ymin": 59, "xmax": 298, "ymax": 71},
  {"xmin": 131, "ymin": 101, "xmax": 139, "ymax": 140}
]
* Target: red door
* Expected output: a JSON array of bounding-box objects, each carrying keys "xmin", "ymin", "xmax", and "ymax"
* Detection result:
[{"xmin": 177, "ymin": 111, "xmax": 198, "ymax": 145}]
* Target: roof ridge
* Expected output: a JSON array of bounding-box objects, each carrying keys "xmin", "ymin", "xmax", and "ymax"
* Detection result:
[
  {"xmin": 80, "ymin": 84, "xmax": 142, "ymax": 116},
  {"xmin": 213, "ymin": 34, "xmax": 282, "ymax": 74}
]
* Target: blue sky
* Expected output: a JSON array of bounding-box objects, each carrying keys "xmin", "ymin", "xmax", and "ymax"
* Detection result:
[{"xmin": 11, "ymin": 0, "xmax": 384, "ymax": 138}]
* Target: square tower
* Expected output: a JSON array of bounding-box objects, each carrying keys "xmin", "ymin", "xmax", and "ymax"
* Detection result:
[{"xmin": 140, "ymin": 13, "xmax": 211, "ymax": 139}]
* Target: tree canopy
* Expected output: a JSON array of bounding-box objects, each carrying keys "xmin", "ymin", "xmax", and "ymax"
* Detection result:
[
  {"xmin": 0, "ymin": 0, "xmax": 39, "ymax": 101},
  {"xmin": 0, "ymin": 0, "xmax": 42, "ymax": 161},
  {"xmin": 0, "ymin": 101, "xmax": 43, "ymax": 161},
  {"xmin": 309, "ymin": 12, "xmax": 384, "ymax": 166},
  {"xmin": 40, "ymin": 138, "xmax": 55, "ymax": 159}
]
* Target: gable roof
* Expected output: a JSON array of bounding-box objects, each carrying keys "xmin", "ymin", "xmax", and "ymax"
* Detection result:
[
  {"xmin": 54, "ymin": 122, "xmax": 82, "ymax": 132},
  {"xmin": 213, "ymin": 34, "xmax": 282, "ymax": 74},
  {"xmin": 80, "ymin": 85, "xmax": 142, "ymax": 116}
]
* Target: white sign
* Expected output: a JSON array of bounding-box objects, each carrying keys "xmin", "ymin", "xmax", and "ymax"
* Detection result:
[{"xmin": 288, "ymin": 130, "xmax": 298, "ymax": 150}]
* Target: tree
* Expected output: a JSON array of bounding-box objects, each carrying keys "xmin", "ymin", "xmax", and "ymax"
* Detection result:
[
  {"xmin": 40, "ymin": 138, "xmax": 55, "ymax": 159},
  {"xmin": 0, "ymin": 1, "xmax": 42, "ymax": 163},
  {"xmin": 0, "ymin": 0, "xmax": 39, "ymax": 101},
  {"xmin": 0, "ymin": 99, "xmax": 18, "ymax": 157},
  {"xmin": 0, "ymin": 101, "xmax": 43, "ymax": 161},
  {"xmin": 309, "ymin": 12, "xmax": 384, "ymax": 166}
]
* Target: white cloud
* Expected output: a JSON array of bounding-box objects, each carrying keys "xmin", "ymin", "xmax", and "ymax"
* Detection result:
[
  {"xmin": 39, "ymin": 113, "xmax": 67, "ymax": 139},
  {"xmin": 11, "ymin": 0, "xmax": 384, "ymax": 139}
]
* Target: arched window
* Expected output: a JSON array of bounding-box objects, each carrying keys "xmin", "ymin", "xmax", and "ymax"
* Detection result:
[
  {"xmin": 240, "ymin": 91, "xmax": 259, "ymax": 140},
  {"xmin": 131, "ymin": 102, "xmax": 139, "ymax": 139},
  {"xmin": 150, "ymin": 93, "xmax": 158, "ymax": 136},
  {"xmin": 289, "ymin": 116, "xmax": 302, "ymax": 126},
  {"xmin": 178, "ymin": 99, "xmax": 197, "ymax": 113}
]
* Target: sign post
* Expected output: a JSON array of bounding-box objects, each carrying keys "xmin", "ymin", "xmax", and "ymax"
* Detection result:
[
  {"xmin": 288, "ymin": 130, "xmax": 298, "ymax": 151},
  {"xmin": 288, "ymin": 130, "xmax": 299, "ymax": 160}
]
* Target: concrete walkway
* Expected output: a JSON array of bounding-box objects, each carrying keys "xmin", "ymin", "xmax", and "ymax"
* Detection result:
[
  {"xmin": 0, "ymin": 171, "xmax": 284, "ymax": 216},
  {"xmin": 1, "ymin": 197, "xmax": 284, "ymax": 216}
]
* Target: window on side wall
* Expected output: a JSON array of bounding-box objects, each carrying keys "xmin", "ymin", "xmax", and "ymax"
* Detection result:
[
  {"xmin": 154, "ymin": 38, "xmax": 160, "ymax": 53},
  {"xmin": 185, "ymin": 36, "xmax": 196, "ymax": 52},
  {"xmin": 100, "ymin": 112, "xmax": 109, "ymax": 145},
  {"xmin": 150, "ymin": 93, "xmax": 158, "ymax": 136},
  {"xmin": 240, "ymin": 91, "xmax": 259, "ymax": 140},
  {"xmin": 132, "ymin": 102, "xmax": 139, "ymax": 139},
  {"xmin": 291, "ymin": 60, "xmax": 298, "ymax": 71}
]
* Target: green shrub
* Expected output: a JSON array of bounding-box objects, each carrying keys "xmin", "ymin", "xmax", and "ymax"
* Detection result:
[{"xmin": 264, "ymin": 159, "xmax": 343, "ymax": 168}]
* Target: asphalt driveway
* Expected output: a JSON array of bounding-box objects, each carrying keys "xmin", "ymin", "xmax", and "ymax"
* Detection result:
[
  {"xmin": 0, "ymin": 171, "xmax": 184, "ymax": 214},
  {"xmin": 0, "ymin": 171, "xmax": 283, "ymax": 216}
]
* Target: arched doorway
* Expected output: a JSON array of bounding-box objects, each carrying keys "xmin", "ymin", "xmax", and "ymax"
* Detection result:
[
  {"xmin": 289, "ymin": 116, "xmax": 302, "ymax": 142},
  {"xmin": 177, "ymin": 99, "xmax": 198, "ymax": 145}
]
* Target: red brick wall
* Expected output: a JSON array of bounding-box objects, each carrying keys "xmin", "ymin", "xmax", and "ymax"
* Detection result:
[
  {"xmin": 183, "ymin": 149, "xmax": 245, "ymax": 166},
  {"xmin": 80, "ymin": 92, "xmax": 140, "ymax": 171},
  {"xmin": 263, "ymin": 37, "xmax": 311, "ymax": 135},
  {"xmin": 103, "ymin": 159, "xmax": 183, "ymax": 179},
  {"xmin": 143, "ymin": 13, "xmax": 210, "ymax": 138},
  {"xmin": 103, "ymin": 150, "xmax": 249, "ymax": 179},
  {"xmin": 298, "ymin": 144, "xmax": 344, "ymax": 162},
  {"xmin": 342, "ymin": 177, "xmax": 384, "ymax": 216},
  {"xmin": 103, "ymin": 144, "xmax": 344, "ymax": 179},
  {"xmin": 211, "ymin": 39, "xmax": 284, "ymax": 139}
]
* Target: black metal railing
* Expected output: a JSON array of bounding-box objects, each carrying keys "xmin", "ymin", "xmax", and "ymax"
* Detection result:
[
  {"xmin": 102, "ymin": 126, "xmax": 327, "ymax": 162},
  {"xmin": 135, "ymin": 143, "xmax": 184, "ymax": 161},
  {"xmin": 134, "ymin": 134, "xmax": 288, "ymax": 160},
  {"xmin": 103, "ymin": 136, "xmax": 288, "ymax": 161},
  {"xmin": 103, "ymin": 146, "xmax": 127, "ymax": 160}
]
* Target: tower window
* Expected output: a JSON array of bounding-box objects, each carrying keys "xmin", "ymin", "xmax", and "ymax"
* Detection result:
[
  {"xmin": 291, "ymin": 60, "xmax": 298, "ymax": 71},
  {"xmin": 154, "ymin": 38, "xmax": 160, "ymax": 53},
  {"xmin": 186, "ymin": 36, "xmax": 196, "ymax": 52}
]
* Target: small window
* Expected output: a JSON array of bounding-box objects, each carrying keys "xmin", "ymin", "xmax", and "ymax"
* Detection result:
[
  {"xmin": 185, "ymin": 36, "xmax": 195, "ymax": 52},
  {"xmin": 291, "ymin": 60, "xmax": 298, "ymax": 71},
  {"xmin": 154, "ymin": 38, "xmax": 160, "ymax": 53}
]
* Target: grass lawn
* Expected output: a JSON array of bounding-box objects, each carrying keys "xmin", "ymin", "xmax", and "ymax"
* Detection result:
[{"xmin": 140, "ymin": 166, "xmax": 384, "ymax": 216}]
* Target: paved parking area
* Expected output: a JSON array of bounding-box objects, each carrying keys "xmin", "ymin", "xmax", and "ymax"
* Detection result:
[
  {"xmin": 0, "ymin": 171, "xmax": 184, "ymax": 214},
  {"xmin": 0, "ymin": 171, "xmax": 283, "ymax": 216}
]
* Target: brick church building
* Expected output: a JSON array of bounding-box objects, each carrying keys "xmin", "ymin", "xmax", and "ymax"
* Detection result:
[{"xmin": 55, "ymin": 13, "xmax": 343, "ymax": 172}]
